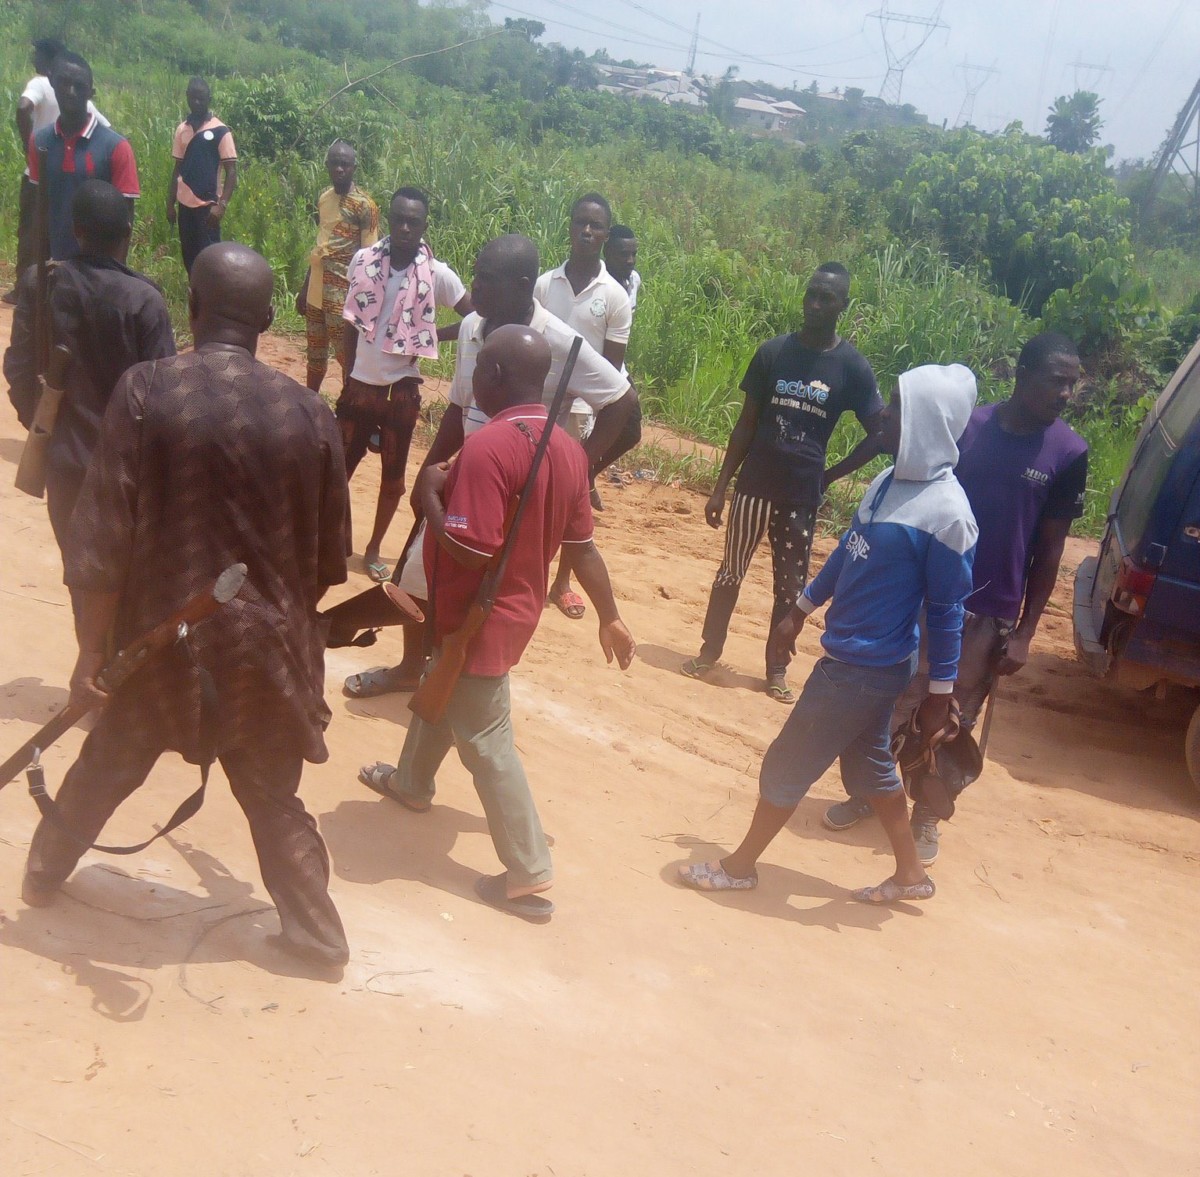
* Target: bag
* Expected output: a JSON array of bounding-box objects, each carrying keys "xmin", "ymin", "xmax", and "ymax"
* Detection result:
[{"xmin": 891, "ymin": 697, "xmax": 984, "ymax": 821}]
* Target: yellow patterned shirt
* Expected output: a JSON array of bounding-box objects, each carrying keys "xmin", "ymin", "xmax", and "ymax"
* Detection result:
[{"xmin": 306, "ymin": 184, "xmax": 379, "ymax": 303}]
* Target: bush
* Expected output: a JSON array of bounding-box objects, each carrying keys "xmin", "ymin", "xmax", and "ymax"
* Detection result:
[{"xmin": 894, "ymin": 127, "xmax": 1134, "ymax": 315}]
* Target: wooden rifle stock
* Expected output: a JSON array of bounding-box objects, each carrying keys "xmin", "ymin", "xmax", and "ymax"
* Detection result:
[
  {"xmin": 408, "ymin": 603, "xmax": 487, "ymax": 724},
  {"xmin": 0, "ymin": 563, "xmax": 247, "ymax": 789},
  {"xmin": 33, "ymin": 146, "xmax": 50, "ymax": 375},
  {"xmin": 15, "ymin": 344, "xmax": 71, "ymax": 498},
  {"xmin": 409, "ymin": 336, "xmax": 584, "ymax": 725}
]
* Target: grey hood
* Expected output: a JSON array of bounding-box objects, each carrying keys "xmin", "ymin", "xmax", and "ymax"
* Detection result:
[{"xmin": 894, "ymin": 363, "xmax": 978, "ymax": 483}]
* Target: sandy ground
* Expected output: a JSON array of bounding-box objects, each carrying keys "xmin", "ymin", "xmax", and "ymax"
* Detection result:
[{"xmin": 1, "ymin": 321, "xmax": 1198, "ymax": 1177}]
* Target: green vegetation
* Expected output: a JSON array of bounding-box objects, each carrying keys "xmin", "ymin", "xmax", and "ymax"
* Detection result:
[{"xmin": 10, "ymin": 0, "xmax": 1199, "ymax": 538}]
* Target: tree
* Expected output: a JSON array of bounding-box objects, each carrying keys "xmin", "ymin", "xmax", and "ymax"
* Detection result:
[
  {"xmin": 1046, "ymin": 91, "xmax": 1103, "ymax": 154},
  {"xmin": 504, "ymin": 17, "xmax": 545, "ymax": 42},
  {"xmin": 895, "ymin": 126, "xmax": 1133, "ymax": 313},
  {"xmin": 707, "ymin": 66, "xmax": 739, "ymax": 127}
]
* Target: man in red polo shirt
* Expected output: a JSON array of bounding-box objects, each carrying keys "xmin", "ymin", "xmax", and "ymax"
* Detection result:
[
  {"xmin": 27, "ymin": 53, "xmax": 139, "ymax": 261},
  {"xmin": 357, "ymin": 324, "xmax": 636, "ymax": 921}
]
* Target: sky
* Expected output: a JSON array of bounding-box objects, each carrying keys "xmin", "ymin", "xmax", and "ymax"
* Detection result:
[{"xmin": 478, "ymin": 0, "xmax": 1198, "ymax": 163}]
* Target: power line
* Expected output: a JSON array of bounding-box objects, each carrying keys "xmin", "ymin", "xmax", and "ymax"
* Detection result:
[
  {"xmin": 489, "ymin": 0, "xmax": 881, "ymax": 81},
  {"xmin": 1117, "ymin": 0, "xmax": 1186, "ymax": 107}
]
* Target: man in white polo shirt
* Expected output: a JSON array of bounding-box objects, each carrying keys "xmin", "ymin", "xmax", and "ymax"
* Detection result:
[
  {"xmin": 534, "ymin": 192, "xmax": 632, "ymax": 619},
  {"xmin": 342, "ymin": 232, "xmax": 634, "ymax": 700}
]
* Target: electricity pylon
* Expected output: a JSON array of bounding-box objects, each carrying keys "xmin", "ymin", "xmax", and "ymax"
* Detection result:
[
  {"xmin": 1144, "ymin": 76, "xmax": 1200, "ymax": 214},
  {"xmin": 955, "ymin": 61, "xmax": 999, "ymax": 128},
  {"xmin": 871, "ymin": 2, "xmax": 948, "ymax": 105}
]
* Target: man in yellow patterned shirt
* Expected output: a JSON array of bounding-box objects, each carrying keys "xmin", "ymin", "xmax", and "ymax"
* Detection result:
[{"xmin": 297, "ymin": 140, "xmax": 379, "ymax": 392}]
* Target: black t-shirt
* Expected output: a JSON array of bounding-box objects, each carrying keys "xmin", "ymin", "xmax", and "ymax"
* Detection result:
[{"xmin": 736, "ymin": 334, "xmax": 881, "ymax": 505}]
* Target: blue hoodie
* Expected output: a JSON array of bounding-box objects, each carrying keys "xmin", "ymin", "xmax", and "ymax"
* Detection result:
[{"xmin": 799, "ymin": 364, "xmax": 979, "ymax": 688}]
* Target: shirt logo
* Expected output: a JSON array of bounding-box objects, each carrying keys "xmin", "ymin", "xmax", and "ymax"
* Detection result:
[
  {"xmin": 589, "ymin": 296, "xmax": 606, "ymax": 318},
  {"xmin": 774, "ymin": 378, "xmax": 830, "ymax": 405},
  {"xmin": 846, "ymin": 529, "xmax": 870, "ymax": 562},
  {"xmin": 203, "ymin": 130, "xmax": 214, "ymax": 140},
  {"xmin": 446, "ymin": 513, "xmax": 469, "ymax": 530},
  {"xmin": 1022, "ymin": 466, "xmax": 1050, "ymax": 486}
]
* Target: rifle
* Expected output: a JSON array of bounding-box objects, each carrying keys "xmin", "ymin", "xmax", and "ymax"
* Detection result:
[
  {"xmin": 33, "ymin": 146, "xmax": 50, "ymax": 376},
  {"xmin": 14, "ymin": 343, "xmax": 70, "ymax": 498},
  {"xmin": 409, "ymin": 335, "xmax": 583, "ymax": 725},
  {"xmin": 321, "ymin": 514, "xmax": 426, "ymax": 648},
  {"xmin": 0, "ymin": 562, "xmax": 247, "ymax": 790}
]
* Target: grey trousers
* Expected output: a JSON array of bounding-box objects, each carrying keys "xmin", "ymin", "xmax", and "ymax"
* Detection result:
[{"xmin": 396, "ymin": 670, "xmax": 552, "ymax": 889}]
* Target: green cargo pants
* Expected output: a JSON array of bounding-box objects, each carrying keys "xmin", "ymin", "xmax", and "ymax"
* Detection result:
[{"xmin": 395, "ymin": 671, "xmax": 552, "ymax": 890}]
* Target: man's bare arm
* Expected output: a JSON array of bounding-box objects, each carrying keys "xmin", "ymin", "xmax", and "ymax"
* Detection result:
[
  {"xmin": 69, "ymin": 590, "xmax": 120, "ymax": 709},
  {"xmin": 342, "ymin": 320, "xmax": 358, "ymax": 380},
  {"xmin": 822, "ymin": 410, "xmax": 884, "ymax": 489},
  {"xmin": 166, "ymin": 161, "xmax": 180, "ymax": 224},
  {"xmin": 582, "ymin": 386, "xmax": 635, "ymax": 470},
  {"xmin": 571, "ymin": 539, "xmax": 636, "ymax": 669},
  {"xmin": 209, "ymin": 160, "xmax": 237, "ymax": 228},
  {"xmin": 16, "ymin": 97, "xmax": 32, "ymax": 150},
  {"xmin": 409, "ymin": 405, "xmax": 466, "ymax": 513},
  {"xmin": 417, "ymin": 462, "xmax": 488, "ymax": 570},
  {"xmin": 705, "ymin": 395, "xmax": 762, "ymax": 527},
  {"xmin": 601, "ymin": 338, "xmax": 627, "ymax": 373},
  {"xmin": 999, "ymin": 515, "xmax": 1072, "ymax": 675}
]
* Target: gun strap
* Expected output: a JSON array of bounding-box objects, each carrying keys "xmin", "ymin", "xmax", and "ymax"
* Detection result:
[{"xmin": 27, "ymin": 631, "xmax": 216, "ymax": 855}]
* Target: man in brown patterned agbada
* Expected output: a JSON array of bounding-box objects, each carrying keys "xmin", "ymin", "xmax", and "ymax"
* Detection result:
[{"xmin": 22, "ymin": 243, "xmax": 352, "ymax": 969}]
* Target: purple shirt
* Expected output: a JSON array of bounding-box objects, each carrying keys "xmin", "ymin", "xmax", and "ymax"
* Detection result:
[{"xmin": 955, "ymin": 404, "xmax": 1088, "ymax": 620}]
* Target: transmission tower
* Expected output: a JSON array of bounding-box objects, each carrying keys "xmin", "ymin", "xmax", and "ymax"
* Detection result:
[
  {"xmin": 1069, "ymin": 59, "xmax": 1113, "ymax": 95},
  {"xmin": 871, "ymin": 2, "xmax": 948, "ymax": 105},
  {"xmin": 1144, "ymin": 76, "xmax": 1200, "ymax": 215},
  {"xmin": 955, "ymin": 61, "xmax": 999, "ymax": 127},
  {"xmin": 685, "ymin": 13, "xmax": 699, "ymax": 76}
]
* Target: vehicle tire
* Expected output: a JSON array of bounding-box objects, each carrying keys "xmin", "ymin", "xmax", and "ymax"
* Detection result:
[{"xmin": 1187, "ymin": 703, "xmax": 1200, "ymax": 793}]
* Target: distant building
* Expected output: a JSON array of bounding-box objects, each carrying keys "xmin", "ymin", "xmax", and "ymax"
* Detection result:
[{"xmin": 733, "ymin": 96, "xmax": 805, "ymax": 132}]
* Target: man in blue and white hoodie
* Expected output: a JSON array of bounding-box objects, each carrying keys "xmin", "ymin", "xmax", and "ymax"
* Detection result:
[{"xmin": 679, "ymin": 364, "xmax": 978, "ymax": 904}]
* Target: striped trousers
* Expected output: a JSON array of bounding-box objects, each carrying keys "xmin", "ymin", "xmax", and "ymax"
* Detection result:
[{"xmin": 701, "ymin": 492, "xmax": 817, "ymax": 675}]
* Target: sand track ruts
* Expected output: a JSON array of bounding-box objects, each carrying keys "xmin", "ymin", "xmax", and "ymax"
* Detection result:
[{"xmin": 0, "ymin": 319, "xmax": 1195, "ymax": 1176}]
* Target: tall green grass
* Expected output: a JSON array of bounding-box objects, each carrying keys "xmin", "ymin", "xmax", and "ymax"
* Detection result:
[{"xmin": 0, "ymin": 35, "xmax": 1143, "ymax": 537}]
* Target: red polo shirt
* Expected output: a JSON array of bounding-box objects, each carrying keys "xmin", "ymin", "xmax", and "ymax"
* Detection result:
[{"xmin": 425, "ymin": 404, "xmax": 593, "ymax": 677}]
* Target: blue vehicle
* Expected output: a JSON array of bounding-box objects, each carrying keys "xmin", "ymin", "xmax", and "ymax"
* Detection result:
[{"xmin": 1074, "ymin": 339, "xmax": 1200, "ymax": 789}]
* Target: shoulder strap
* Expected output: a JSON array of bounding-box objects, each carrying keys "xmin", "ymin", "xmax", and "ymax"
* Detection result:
[{"xmin": 26, "ymin": 627, "xmax": 215, "ymax": 855}]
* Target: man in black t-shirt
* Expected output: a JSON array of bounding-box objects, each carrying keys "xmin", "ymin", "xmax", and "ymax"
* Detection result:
[{"xmin": 682, "ymin": 262, "xmax": 883, "ymax": 702}]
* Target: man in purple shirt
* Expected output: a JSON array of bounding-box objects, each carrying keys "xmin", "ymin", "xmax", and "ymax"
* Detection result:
[{"xmin": 823, "ymin": 332, "xmax": 1088, "ymax": 864}]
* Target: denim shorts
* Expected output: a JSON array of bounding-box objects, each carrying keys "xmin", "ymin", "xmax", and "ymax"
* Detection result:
[{"xmin": 759, "ymin": 654, "xmax": 917, "ymax": 807}]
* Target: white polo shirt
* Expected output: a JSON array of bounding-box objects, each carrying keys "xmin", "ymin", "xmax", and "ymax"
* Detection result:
[
  {"xmin": 449, "ymin": 299, "xmax": 629, "ymax": 437},
  {"xmin": 625, "ymin": 269, "xmax": 642, "ymax": 315},
  {"xmin": 534, "ymin": 262, "xmax": 632, "ymax": 410}
]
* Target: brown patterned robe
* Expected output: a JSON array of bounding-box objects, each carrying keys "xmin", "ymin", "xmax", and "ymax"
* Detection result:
[
  {"xmin": 27, "ymin": 347, "xmax": 351, "ymax": 963},
  {"xmin": 64, "ymin": 347, "xmax": 348, "ymax": 762}
]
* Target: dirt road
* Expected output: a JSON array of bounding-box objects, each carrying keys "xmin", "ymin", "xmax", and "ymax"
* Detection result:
[{"xmin": 1, "ymin": 323, "xmax": 1197, "ymax": 1176}]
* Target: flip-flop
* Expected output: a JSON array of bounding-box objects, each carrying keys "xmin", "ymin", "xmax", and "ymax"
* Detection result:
[
  {"xmin": 474, "ymin": 873, "xmax": 554, "ymax": 922},
  {"xmin": 548, "ymin": 589, "xmax": 586, "ymax": 620},
  {"xmin": 680, "ymin": 657, "xmax": 716, "ymax": 679},
  {"xmin": 677, "ymin": 860, "xmax": 758, "ymax": 891},
  {"xmin": 365, "ymin": 560, "xmax": 390, "ymax": 583},
  {"xmin": 344, "ymin": 666, "xmax": 419, "ymax": 698},
  {"xmin": 357, "ymin": 762, "xmax": 432, "ymax": 812},
  {"xmin": 851, "ymin": 875, "xmax": 936, "ymax": 905},
  {"xmin": 766, "ymin": 682, "xmax": 797, "ymax": 705}
]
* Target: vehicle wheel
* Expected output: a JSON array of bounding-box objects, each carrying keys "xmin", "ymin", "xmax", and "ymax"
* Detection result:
[{"xmin": 1187, "ymin": 703, "xmax": 1200, "ymax": 792}]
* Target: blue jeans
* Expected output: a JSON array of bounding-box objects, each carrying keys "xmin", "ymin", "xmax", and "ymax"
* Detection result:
[{"xmin": 759, "ymin": 654, "xmax": 916, "ymax": 808}]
